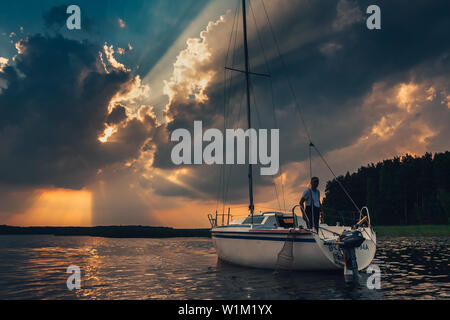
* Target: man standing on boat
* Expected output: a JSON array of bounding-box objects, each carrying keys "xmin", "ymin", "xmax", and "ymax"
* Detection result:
[{"xmin": 299, "ymin": 177, "xmax": 323, "ymax": 231}]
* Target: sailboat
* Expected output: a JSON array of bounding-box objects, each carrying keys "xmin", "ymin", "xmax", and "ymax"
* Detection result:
[{"xmin": 209, "ymin": 0, "xmax": 376, "ymax": 277}]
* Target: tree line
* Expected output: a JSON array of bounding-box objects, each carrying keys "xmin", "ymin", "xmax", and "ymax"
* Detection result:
[{"xmin": 322, "ymin": 152, "xmax": 450, "ymax": 226}]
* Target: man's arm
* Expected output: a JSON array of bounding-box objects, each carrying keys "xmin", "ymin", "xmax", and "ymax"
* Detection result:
[
  {"xmin": 299, "ymin": 196, "xmax": 305, "ymax": 209},
  {"xmin": 299, "ymin": 189, "xmax": 308, "ymax": 208}
]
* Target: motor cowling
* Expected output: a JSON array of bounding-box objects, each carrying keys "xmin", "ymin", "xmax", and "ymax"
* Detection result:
[
  {"xmin": 339, "ymin": 230, "xmax": 365, "ymax": 248},
  {"xmin": 338, "ymin": 230, "xmax": 365, "ymax": 284}
]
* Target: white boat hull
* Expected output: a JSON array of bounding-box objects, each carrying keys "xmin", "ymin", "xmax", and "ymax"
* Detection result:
[{"xmin": 212, "ymin": 226, "xmax": 376, "ymax": 271}]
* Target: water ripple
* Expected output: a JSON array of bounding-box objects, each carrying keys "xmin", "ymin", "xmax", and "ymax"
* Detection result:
[{"xmin": 0, "ymin": 235, "xmax": 448, "ymax": 299}]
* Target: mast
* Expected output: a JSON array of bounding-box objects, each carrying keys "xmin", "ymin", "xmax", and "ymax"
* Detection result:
[{"xmin": 242, "ymin": 0, "xmax": 255, "ymax": 222}]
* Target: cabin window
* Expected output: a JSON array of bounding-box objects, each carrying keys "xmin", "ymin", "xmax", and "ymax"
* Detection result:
[
  {"xmin": 263, "ymin": 216, "xmax": 277, "ymax": 227},
  {"xmin": 242, "ymin": 216, "xmax": 265, "ymax": 224}
]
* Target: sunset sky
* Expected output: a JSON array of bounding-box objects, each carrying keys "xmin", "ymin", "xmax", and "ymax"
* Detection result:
[{"xmin": 0, "ymin": 0, "xmax": 449, "ymax": 228}]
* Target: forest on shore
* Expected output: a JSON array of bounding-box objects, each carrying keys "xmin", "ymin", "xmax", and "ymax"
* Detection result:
[
  {"xmin": 322, "ymin": 151, "xmax": 450, "ymax": 226},
  {"xmin": 0, "ymin": 225, "xmax": 210, "ymax": 238}
]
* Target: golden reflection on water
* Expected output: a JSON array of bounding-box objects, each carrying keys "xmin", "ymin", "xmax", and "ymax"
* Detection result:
[{"xmin": 0, "ymin": 235, "xmax": 448, "ymax": 299}]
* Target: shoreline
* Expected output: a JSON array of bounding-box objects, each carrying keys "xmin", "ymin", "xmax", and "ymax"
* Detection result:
[
  {"xmin": 0, "ymin": 225, "xmax": 211, "ymax": 238},
  {"xmin": 374, "ymin": 225, "xmax": 450, "ymax": 237},
  {"xmin": 1, "ymin": 224, "xmax": 448, "ymax": 238}
]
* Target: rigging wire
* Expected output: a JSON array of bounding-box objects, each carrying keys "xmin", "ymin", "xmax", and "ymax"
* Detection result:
[
  {"xmin": 309, "ymin": 143, "xmax": 313, "ymax": 179},
  {"xmin": 223, "ymin": 90, "xmax": 245, "ymax": 210},
  {"xmin": 223, "ymin": 17, "xmax": 246, "ymax": 211},
  {"xmin": 249, "ymin": 0, "xmax": 287, "ymax": 212},
  {"xmin": 222, "ymin": 1, "xmax": 242, "ymax": 215},
  {"xmin": 217, "ymin": 1, "xmax": 240, "ymax": 214},
  {"xmin": 260, "ymin": 0, "xmax": 361, "ymax": 213},
  {"xmin": 249, "ymin": 80, "xmax": 282, "ymax": 213},
  {"xmin": 221, "ymin": 0, "xmax": 361, "ymax": 217},
  {"xmin": 260, "ymin": 0, "xmax": 312, "ymax": 144},
  {"xmin": 312, "ymin": 144, "xmax": 361, "ymax": 213}
]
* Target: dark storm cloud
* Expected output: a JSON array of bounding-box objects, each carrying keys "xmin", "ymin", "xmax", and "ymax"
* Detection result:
[
  {"xmin": 0, "ymin": 35, "xmax": 154, "ymax": 189},
  {"xmin": 43, "ymin": 5, "xmax": 68, "ymax": 30},
  {"xmin": 107, "ymin": 104, "xmax": 128, "ymax": 125},
  {"xmin": 1, "ymin": 0, "xmax": 448, "ymax": 212},
  {"xmin": 150, "ymin": 0, "xmax": 450, "ymax": 201},
  {"xmin": 252, "ymin": 0, "xmax": 450, "ymax": 156}
]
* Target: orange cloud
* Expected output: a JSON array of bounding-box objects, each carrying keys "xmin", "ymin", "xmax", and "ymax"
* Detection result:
[
  {"xmin": 396, "ymin": 82, "xmax": 420, "ymax": 112},
  {"xmin": 0, "ymin": 57, "xmax": 8, "ymax": 71}
]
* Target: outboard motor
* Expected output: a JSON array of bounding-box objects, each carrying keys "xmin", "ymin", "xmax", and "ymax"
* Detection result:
[{"xmin": 338, "ymin": 229, "xmax": 365, "ymax": 284}]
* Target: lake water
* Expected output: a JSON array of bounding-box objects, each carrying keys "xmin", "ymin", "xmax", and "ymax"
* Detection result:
[{"xmin": 0, "ymin": 235, "xmax": 448, "ymax": 300}]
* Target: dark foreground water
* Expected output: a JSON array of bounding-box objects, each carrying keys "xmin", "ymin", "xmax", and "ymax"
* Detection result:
[{"xmin": 0, "ymin": 235, "xmax": 448, "ymax": 300}]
